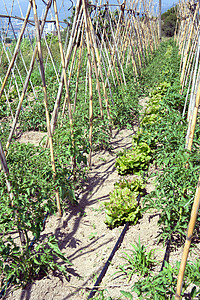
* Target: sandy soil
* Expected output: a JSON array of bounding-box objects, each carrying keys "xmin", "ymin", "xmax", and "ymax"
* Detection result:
[{"xmin": 3, "ymin": 114, "xmax": 198, "ymax": 299}]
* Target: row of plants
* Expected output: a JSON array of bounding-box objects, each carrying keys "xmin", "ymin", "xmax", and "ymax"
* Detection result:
[
  {"xmin": 0, "ymin": 122, "xmax": 89, "ymax": 289},
  {"xmin": 119, "ymin": 40, "xmax": 200, "ymax": 299},
  {"xmin": 2, "ymin": 35, "xmax": 200, "ymax": 298},
  {"xmin": 89, "ymin": 39, "xmax": 200, "ymax": 299},
  {"xmin": 0, "ymin": 31, "xmax": 145, "ymax": 293}
]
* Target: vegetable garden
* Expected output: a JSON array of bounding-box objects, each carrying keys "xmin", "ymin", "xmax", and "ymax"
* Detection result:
[{"xmin": 0, "ymin": 0, "xmax": 200, "ymax": 299}]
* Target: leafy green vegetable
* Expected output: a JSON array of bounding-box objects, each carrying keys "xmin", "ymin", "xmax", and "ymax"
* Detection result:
[
  {"xmin": 104, "ymin": 179, "xmax": 144, "ymax": 228},
  {"xmin": 115, "ymin": 142, "xmax": 151, "ymax": 175}
]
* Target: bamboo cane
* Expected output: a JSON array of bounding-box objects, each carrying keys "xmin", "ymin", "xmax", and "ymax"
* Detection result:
[
  {"xmin": 88, "ymin": 16, "xmax": 112, "ymax": 122},
  {"xmin": 95, "ymin": 34, "xmax": 114, "ymax": 106},
  {"xmin": 125, "ymin": 18, "xmax": 140, "ymax": 76},
  {"xmin": 129, "ymin": 12, "xmax": 143, "ymax": 72},
  {"xmin": 44, "ymin": 33, "xmax": 60, "ymax": 83},
  {"xmin": 50, "ymin": 1, "xmax": 83, "ymax": 135},
  {"xmin": 187, "ymin": 36, "xmax": 200, "ymax": 123},
  {"xmin": 133, "ymin": 11, "xmax": 146, "ymax": 67},
  {"xmin": 142, "ymin": 0, "xmax": 154, "ymax": 54},
  {"xmin": 180, "ymin": 3, "xmax": 199, "ymax": 85},
  {"xmin": 53, "ymin": 0, "xmax": 79, "ymax": 173},
  {"xmin": 9, "ymin": 17, "xmax": 38, "ymax": 102},
  {"xmin": 97, "ymin": 21, "xmax": 117, "ymax": 87},
  {"xmin": 32, "ymin": 0, "xmax": 61, "ymax": 217},
  {"xmin": 182, "ymin": 45, "xmax": 197, "ymax": 118},
  {"xmin": 0, "ymin": 140, "xmax": 14, "ymax": 206},
  {"xmin": 53, "ymin": 0, "xmax": 73, "ymax": 125},
  {"xmin": 1, "ymin": 36, "xmax": 22, "ymax": 100},
  {"xmin": 97, "ymin": 14, "xmax": 117, "ymax": 87},
  {"xmin": 108, "ymin": 8, "xmax": 126, "ymax": 85},
  {"xmin": 61, "ymin": 13, "xmax": 84, "ymax": 117},
  {"xmin": 88, "ymin": 24, "xmax": 104, "ymax": 120},
  {"xmin": 131, "ymin": 18, "xmax": 142, "ymax": 69},
  {"xmin": 181, "ymin": 24, "xmax": 200, "ymax": 93},
  {"xmin": 82, "ymin": 0, "xmax": 93, "ymax": 167},
  {"xmin": 5, "ymin": 0, "xmax": 53, "ymax": 153},
  {"xmin": 139, "ymin": 13, "xmax": 149, "ymax": 62},
  {"xmin": 179, "ymin": 17, "xmax": 190, "ymax": 58},
  {"xmin": 118, "ymin": 13, "xmax": 129, "ymax": 59},
  {"xmin": 186, "ymin": 78, "xmax": 200, "ymax": 151},
  {"xmin": 73, "ymin": 24, "xmax": 85, "ymax": 113},
  {"xmin": 0, "ymin": 77, "xmax": 14, "ymax": 120},
  {"xmin": 0, "ymin": 2, "xmax": 31, "ymax": 99},
  {"xmin": 106, "ymin": 9, "xmax": 123, "ymax": 85},
  {"xmin": 99, "ymin": 15, "xmax": 120, "ymax": 86},
  {"xmin": 175, "ymin": 175, "xmax": 200, "ymax": 300},
  {"xmin": 113, "ymin": 7, "xmax": 125, "ymax": 58}
]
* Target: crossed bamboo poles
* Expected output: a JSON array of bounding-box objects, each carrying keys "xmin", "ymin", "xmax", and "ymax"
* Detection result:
[
  {"xmin": 0, "ymin": 0, "xmax": 159, "ymax": 217},
  {"xmin": 1, "ymin": 1, "xmax": 200, "ymax": 297},
  {"xmin": 174, "ymin": 1, "xmax": 200, "ymax": 298}
]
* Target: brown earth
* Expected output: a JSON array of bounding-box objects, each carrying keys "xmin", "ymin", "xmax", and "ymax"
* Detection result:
[{"xmin": 3, "ymin": 104, "xmax": 198, "ymax": 299}]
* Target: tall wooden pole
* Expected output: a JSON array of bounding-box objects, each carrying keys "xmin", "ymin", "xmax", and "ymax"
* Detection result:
[
  {"xmin": 175, "ymin": 176, "xmax": 200, "ymax": 300},
  {"xmin": 159, "ymin": 0, "xmax": 162, "ymax": 42},
  {"xmin": 5, "ymin": 0, "xmax": 52, "ymax": 153},
  {"xmin": 32, "ymin": 0, "xmax": 62, "ymax": 217},
  {"xmin": 0, "ymin": 1, "xmax": 32, "ymax": 99},
  {"xmin": 82, "ymin": 0, "xmax": 93, "ymax": 166}
]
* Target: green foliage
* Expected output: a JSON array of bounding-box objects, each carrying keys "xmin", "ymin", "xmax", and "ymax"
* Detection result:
[
  {"xmin": 0, "ymin": 136, "xmax": 86, "ymax": 288},
  {"xmin": 115, "ymin": 142, "xmax": 151, "ymax": 175},
  {"xmin": 120, "ymin": 291, "xmax": 133, "ymax": 299},
  {"xmin": 115, "ymin": 236, "xmax": 156, "ymax": 281},
  {"xmin": 130, "ymin": 260, "xmax": 200, "ymax": 299},
  {"xmin": 104, "ymin": 179, "xmax": 144, "ymax": 228},
  {"xmin": 0, "ymin": 236, "xmax": 71, "ymax": 289},
  {"xmin": 89, "ymin": 289, "xmax": 114, "ymax": 300},
  {"xmin": 140, "ymin": 41, "xmax": 180, "ymax": 93},
  {"xmin": 143, "ymin": 149, "xmax": 199, "ymax": 243},
  {"xmin": 140, "ymin": 82, "xmax": 169, "ymax": 126},
  {"xmin": 161, "ymin": 7, "xmax": 177, "ymax": 37},
  {"xmin": 111, "ymin": 81, "xmax": 140, "ymax": 128},
  {"xmin": 133, "ymin": 39, "xmax": 200, "ymax": 244},
  {"xmin": 132, "ymin": 262, "xmax": 178, "ymax": 299},
  {"xmin": 1, "ymin": 32, "xmax": 199, "ymax": 296}
]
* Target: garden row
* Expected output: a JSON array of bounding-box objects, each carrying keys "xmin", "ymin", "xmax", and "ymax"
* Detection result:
[
  {"xmin": 1, "ymin": 38, "xmax": 200, "ymax": 299},
  {"xmin": 102, "ymin": 39, "xmax": 200, "ymax": 299},
  {"xmin": 0, "ymin": 34, "xmax": 144, "ymax": 292}
]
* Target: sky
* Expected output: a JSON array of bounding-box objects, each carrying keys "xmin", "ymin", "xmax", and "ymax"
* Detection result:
[
  {"xmin": 154, "ymin": 0, "xmax": 178, "ymax": 12},
  {"xmin": 1, "ymin": 0, "xmax": 179, "ymax": 21}
]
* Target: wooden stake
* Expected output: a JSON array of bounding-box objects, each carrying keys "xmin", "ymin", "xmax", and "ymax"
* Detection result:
[
  {"xmin": 82, "ymin": 0, "xmax": 93, "ymax": 167},
  {"xmin": 0, "ymin": 1, "xmax": 31, "ymax": 99},
  {"xmin": 175, "ymin": 176, "xmax": 200, "ymax": 299},
  {"xmin": 73, "ymin": 24, "xmax": 85, "ymax": 113},
  {"xmin": 5, "ymin": 0, "xmax": 53, "ymax": 153},
  {"xmin": 32, "ymin": 0, "xmax": 62, "ymax": 217},
  {"xmin": 50, "ymin": 1, "xmax": 83, "ymax": 135},
  {"xmin": 180, "ymin": 3, "xmax": 199, "ymax": 85}
]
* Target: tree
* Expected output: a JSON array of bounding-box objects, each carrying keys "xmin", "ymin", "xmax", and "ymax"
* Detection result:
[{"xmin": 161, "ymin": 6, "xmax": 177, "ymax": 37}]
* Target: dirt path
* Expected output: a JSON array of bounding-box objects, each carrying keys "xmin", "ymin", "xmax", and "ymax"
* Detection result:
[{"xmin": 4, "ymin": 125, "xmax": 166, "ymax": 300}]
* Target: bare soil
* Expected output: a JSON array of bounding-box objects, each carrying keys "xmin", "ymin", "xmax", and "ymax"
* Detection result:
[{"xmin": 3, "ymin": 120, "xmax": 197, "ymax": 300}]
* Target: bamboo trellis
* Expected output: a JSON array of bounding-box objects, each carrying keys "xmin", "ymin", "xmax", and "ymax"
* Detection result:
[
  {"xmin": 175, "ymin": 1, "xmax": 200, "ymax": 299},
  {"xmin": 1, "ymin": 1, "xmax": 200, "ymax": 297},
  {"xmin": 0, "ymin": 0, "xmax": 159, "ymax": 215}
]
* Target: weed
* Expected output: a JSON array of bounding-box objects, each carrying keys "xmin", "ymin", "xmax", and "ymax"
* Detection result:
[
  {"xmin": 88, "ymin": 232, "xmax": 98, "ymax": 240},
  {"xmin": 114, "ymin": 236, "xmax": 156, "ymax": 281}
]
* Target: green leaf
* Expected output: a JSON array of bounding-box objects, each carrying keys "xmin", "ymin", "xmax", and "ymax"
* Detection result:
[{"xmin": 120, "ymin": 290, "xmax": 133, "ymax": 299}]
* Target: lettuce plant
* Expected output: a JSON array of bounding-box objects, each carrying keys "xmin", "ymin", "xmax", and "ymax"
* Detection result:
[{"xmin": 104, "ymin": 179, "xmax": 144, "ymax": 228}]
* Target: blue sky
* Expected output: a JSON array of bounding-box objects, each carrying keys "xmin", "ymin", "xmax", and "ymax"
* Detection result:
[
  {"xmin": 154, "ymin": 0, "xmax": 178, "ymax": 12},
  {"xmin": 1, "ymin": 0, "xmax": 178, "ymax": 20}
]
